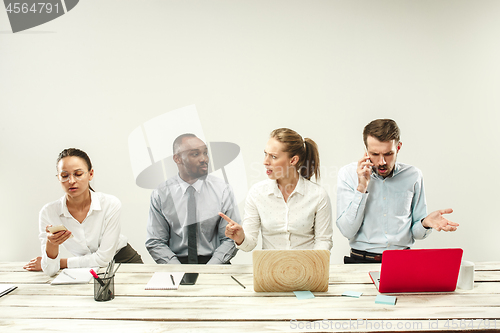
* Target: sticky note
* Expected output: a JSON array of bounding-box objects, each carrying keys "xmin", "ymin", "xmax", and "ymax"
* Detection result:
[
  {"xmin": 375, "ymin": 295, "xmax": 397, "ymax": 305},
  {"xmin": 342, "ymin": 291, "xmax": 363, "ymax": 298},
  {"xmin": 293, "ymin": 291, "xmax": 315, "ymax": 300}
]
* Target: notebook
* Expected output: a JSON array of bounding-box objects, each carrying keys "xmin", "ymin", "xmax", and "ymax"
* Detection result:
[
  {"xmin": 252, "ymin": 249, "xmax": 330, "ymax": 292},
  {"xmin": 369, "ymin": 248, "xmax": 463, "ymax": 293},
  {"xmin": 145, "ymin": 272, "xmax": 185, "ymax": 290},
  {"xmin": 0, "ymin": 284, "xmax": 17, "ymax": 297},
  {"xmin": 51, "ymin": 268, "xmax": 98, "ymax": 285}
]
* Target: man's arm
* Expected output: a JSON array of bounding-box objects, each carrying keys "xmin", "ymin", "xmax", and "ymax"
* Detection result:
[
  {"xmin": 207, "ymin": 186, "xmax": 240, "ymax": 264},
  {"xmin": 336, "ymin": 163, "xmax": 369, "ymax": 239},
  {"xmin": 145, "ymin": 190, "xmax": 182, "ymax": 264},
  {"xmin": 411, "ymin": 170, "xmax": 459, "ymax": 233},
  {"xmin": 410, "ymin": 173, "xmax": 433, "ymax": 239}
]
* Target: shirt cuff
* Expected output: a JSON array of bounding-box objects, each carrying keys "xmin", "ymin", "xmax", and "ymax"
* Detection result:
[
  {"xmin": 42, "ymin": 253, "xmax": 60, "ymax": 276},
  {"xmin": 235, "ymin": 236, "xmax": 254, "ymax": 252},
  {"xmin": 345, "ymin": 191, "xmax": 368, "ymax": 221},
  {"xmin": 355, "ymin": 190, "xmax": 369, "ymax": 204},
  {"xmin": 414, "ymin": 219, "xmax": 433, "ymax": 239},
  {"xmin": 207, "ymin": 257, "xmax": 223, "ymax": 264},
  {"xmin": 166, "ymin": 257, "xmax": 182, "ymax": 264},
  {"xmin": 66, "ymin": 256, "xmax": 78, "ymax": 269}
]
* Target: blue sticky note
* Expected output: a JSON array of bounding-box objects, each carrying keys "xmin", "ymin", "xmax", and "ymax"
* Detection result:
[
  {"xmin": 293, "ymin": 291, "xmax": 315, "ymax": 300},
  {"xmin": 342, "ymin": 291, "xmax": 363, "ymax": 298},
  {"xmin": 375, "ymin": 295, "xmax": 397, "ymax": 305}
]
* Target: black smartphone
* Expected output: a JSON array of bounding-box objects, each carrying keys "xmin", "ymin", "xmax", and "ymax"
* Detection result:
[{"xmin": 180, "ymin": 273, "xmax": 199, "ymax": 285}]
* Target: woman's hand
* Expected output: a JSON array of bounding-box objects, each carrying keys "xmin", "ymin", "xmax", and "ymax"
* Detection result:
[
  {"xmin": 23, "ymin": 257, "xmax": 42, "ymax": 271},
  {"xmin": 45, "ymin": 225, "xmax": 72, "ymax": 260},
  {"xmin": 46, "ymin": 225, "xmax": 72, "ymax": 246},
  {"xmin": 219, "ymin": 212, "xmax": 245, "ymax": 245}
]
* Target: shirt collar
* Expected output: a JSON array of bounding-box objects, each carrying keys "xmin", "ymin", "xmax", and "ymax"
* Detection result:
[
  {"xmin": 267, "ymin": 176, "xmax": 305, "ymax": 198},
  {"xmin": 59, "ymin": 190, "xmax": 100, "ymax": 218},
  {"xmin": 176, "ymin": 174, "xmax": 204, "ymax": 194},
  {"xmin": 393, "ymin": 162, "xmax": 401, "ymax": 176}
]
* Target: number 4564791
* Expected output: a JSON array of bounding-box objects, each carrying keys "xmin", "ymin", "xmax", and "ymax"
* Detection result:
[{"xmin": 6, "ymin": 3, "xmax": 60, "ymax": 14}]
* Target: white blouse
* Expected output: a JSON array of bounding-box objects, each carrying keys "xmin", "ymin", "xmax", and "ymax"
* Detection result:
[
  {"xmin": 39, "ymin": 191, "xmax": 127, "ymax": 276},
  {"xmin": 237, "ymin": 177, "xmax": 333, "ymax": 252}
]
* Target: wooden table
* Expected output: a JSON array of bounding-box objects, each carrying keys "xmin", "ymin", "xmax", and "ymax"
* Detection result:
[{"xmin": 0, "ymin": 262, "xmax": 499, "ymax": 332}]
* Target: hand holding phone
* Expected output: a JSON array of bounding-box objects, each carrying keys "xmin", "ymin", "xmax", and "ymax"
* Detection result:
[
  {"xmin": 47, "ymin": 225, "xmax": 74, "ymax": 238},
  {"xmin": 363, "ymin": 147, "xmax": 371, "ymax": 169},
  {"xmin": 357, "ymin": 147, "xmax": 373, "ymax": 193}
]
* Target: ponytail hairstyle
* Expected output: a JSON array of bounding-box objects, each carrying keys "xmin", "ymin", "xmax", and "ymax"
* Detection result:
[
  {"xmin": 56, "ymin": 148, "xmax": 95, "ymax": 192},
  {"xmin": 270, "ymin": 128, "xmax": 320, "ymax": 180}
]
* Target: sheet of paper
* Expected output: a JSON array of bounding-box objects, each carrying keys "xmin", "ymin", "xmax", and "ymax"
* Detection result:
[
  {"xmin": 293, "ymin": 291, "xmax": 315, "ymax": 300},
  {"xmin": 51, "ymin": 268, "xmax": 98, "ymax": 285},
  {"xmin": 342, "ymin": 291, "xmax": 363, "ymax": 298},
  {"xmin": 375, "ymin": 294, "xmax": 397, "ymax": 305},
  {"xmin": 145, "ymin": 272, "xmax": 185, "ymax": 290}
]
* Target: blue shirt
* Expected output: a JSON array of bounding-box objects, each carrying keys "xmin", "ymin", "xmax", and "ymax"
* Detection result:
[
  {"xmin": 336, "ymin": 162, "xmax": 432, "ymax": 254},
  {"xmin": 146, "ymin": 174, "xmax": 240, "ymax": 264}
]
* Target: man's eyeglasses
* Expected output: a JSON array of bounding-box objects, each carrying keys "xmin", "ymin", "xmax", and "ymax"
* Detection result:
[{"xmin": 56, "ymin": 170, "xmax": 88, "ymax": 182}]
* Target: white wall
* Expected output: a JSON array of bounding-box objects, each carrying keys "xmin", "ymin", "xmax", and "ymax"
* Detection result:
[{"xmin": 1, "ymin": 0, "xmax": 498, "ymax": 265}]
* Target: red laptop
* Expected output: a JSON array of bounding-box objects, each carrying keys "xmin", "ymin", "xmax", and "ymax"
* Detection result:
[{"xmin": 369, "ymin": 248, "xmax": 463, "ymax": 293}]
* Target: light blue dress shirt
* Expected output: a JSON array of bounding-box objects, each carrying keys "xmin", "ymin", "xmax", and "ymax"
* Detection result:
[
  {"xmin": 146, "ymin": 174, "xmax": 239, "ymax": 264},
  {"xmin": 336, "ymin": 162, "xmax": 432, "ymax": 254}
]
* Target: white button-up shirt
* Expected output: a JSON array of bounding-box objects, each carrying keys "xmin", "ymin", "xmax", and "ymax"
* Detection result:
[
  {"xmin": 39, "ymin": 191, "xmax": 127, "ymax": 276},
  {"xmin": 237, "ymin": 176, "xmax": 333, "ymax": 252}
]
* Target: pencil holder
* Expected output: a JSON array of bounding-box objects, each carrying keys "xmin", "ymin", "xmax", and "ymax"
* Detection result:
[{"xmin": 94, "ymin": 273, "xmax": 115, "ymax": 302}]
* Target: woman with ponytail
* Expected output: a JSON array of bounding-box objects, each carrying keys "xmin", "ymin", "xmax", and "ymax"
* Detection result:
[
  {"xmin": 24, "ymin": 148, "xmax": 142, "ymax": 276},
  {"xmin": 220, "ymin": 128, "xmax": 333, "ymax": 251}
]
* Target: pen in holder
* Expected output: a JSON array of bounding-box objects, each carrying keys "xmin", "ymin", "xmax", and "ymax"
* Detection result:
[{"xmin": 94, "ymin": 272, "xmax": 115, "ymax": 302}]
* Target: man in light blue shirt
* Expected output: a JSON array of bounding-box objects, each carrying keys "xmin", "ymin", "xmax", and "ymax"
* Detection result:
[
  {"xmin": 337, "ymin": 119, "xmax": 459, "ymax": 264},
  {"xmin": 146, "ymin": 134, "xmax": 239, "ymax": 264}
]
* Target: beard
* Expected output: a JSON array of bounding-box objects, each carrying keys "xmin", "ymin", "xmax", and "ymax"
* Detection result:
[{"xmin": 373, "ymin": 164, "xmax": 392, "ymax": 177}]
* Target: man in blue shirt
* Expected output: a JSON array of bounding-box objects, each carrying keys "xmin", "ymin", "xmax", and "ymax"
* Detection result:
[
  {"xmin": 336, "ymin": 119, "xmax": 459, "ymax": 264},
  {"xmin": 146, "ymin": 134, "xmax": 239, "ymax": 264}
]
